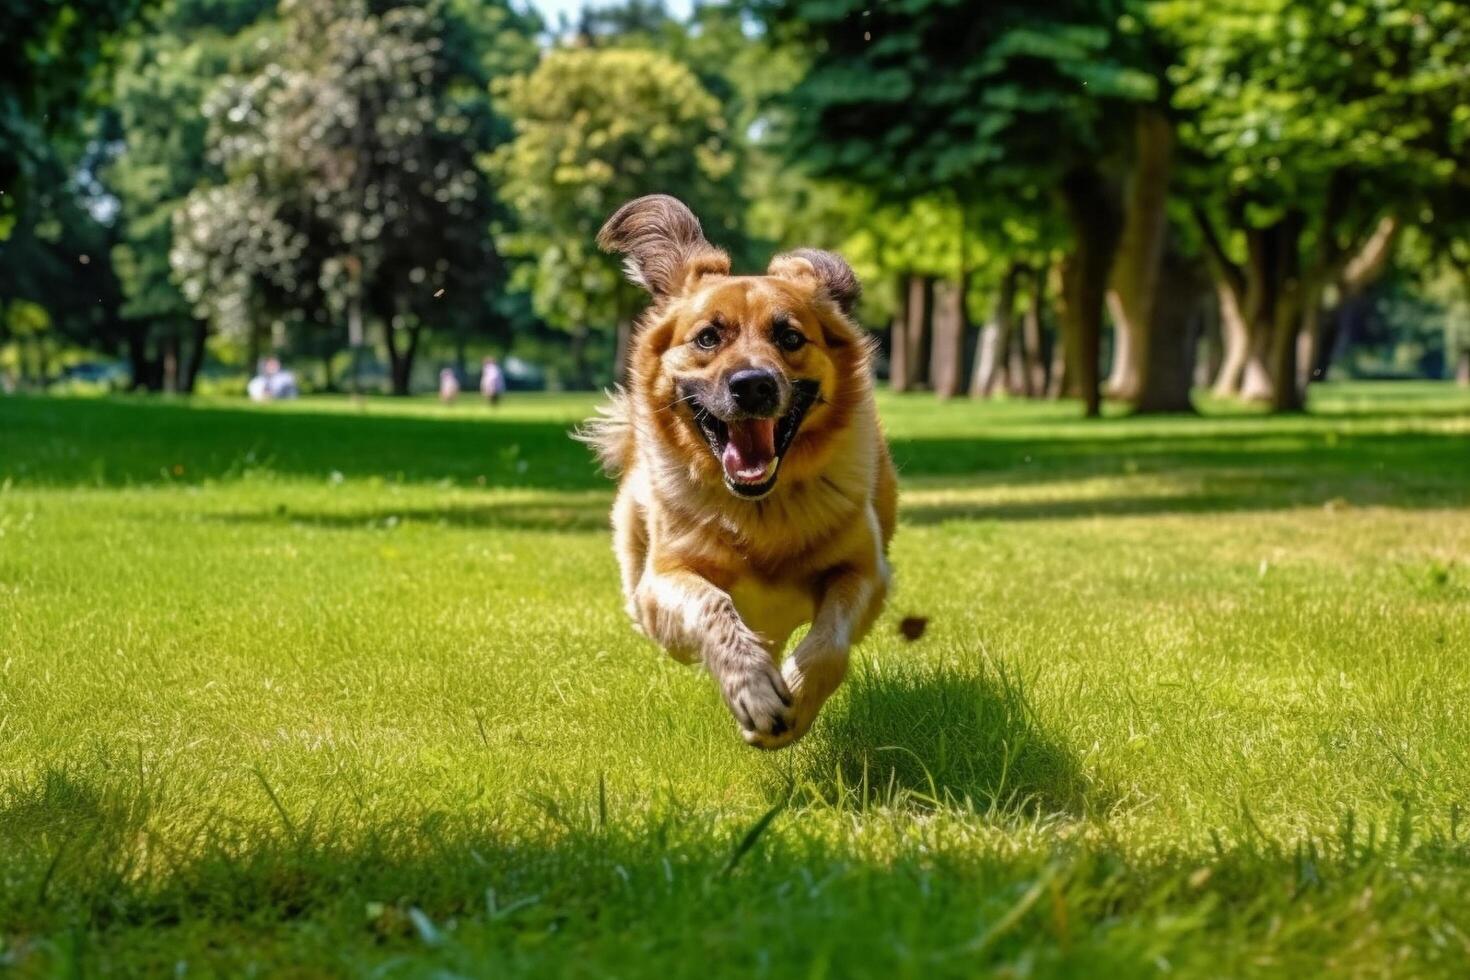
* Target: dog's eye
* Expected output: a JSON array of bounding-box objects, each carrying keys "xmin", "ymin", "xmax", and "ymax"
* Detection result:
[
  {"xmin": 777, "ymin": 327, "xmax": 807, "ymax": 352},
  {"xmin": 693, "ymin": 326, "xmax": 722, "ymax": 350}
]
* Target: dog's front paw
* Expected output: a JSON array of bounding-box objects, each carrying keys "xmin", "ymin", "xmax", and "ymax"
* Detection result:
[
  {"xmin": 721, "ymin": 658, "xmax": 796, "ymax": 750},
  {"xmin": 769, "ymin": 644, "xmax": 847, "ymax": 748}
]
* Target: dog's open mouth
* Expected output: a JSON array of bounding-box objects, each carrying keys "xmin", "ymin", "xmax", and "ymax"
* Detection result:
[{"xmin": 690, "ymin": 381, "xmax": 819, "ymax": 499}]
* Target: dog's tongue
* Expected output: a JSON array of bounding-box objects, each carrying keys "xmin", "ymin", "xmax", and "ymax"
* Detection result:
[{"xmin": 722, "ymin": 418, "xmax": 777, "ymax": 480}]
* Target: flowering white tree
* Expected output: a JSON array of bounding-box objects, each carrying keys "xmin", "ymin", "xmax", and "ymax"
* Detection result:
[{"xmin": 172, "ymin": 0, "xmax": 536, "ymax": 392}]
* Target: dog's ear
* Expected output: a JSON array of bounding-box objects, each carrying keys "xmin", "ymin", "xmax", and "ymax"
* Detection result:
[
  {"xmin": 597, "ymin": 195, "xmax": 730, "ymax": 298},
  {"xmin": 766, "ymin": 248, "xmax": 861, "ymax": 316}
]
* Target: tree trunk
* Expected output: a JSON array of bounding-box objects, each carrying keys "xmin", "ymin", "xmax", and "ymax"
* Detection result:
[
  {"xmin": 969, "ymin": 262, "xmax": 1020, "ymax": 398},
  {"xmin": 1239, "ymin": 346, "xmax": 1274, "ymax": 401},
  {"xmin": 1047, "ymin": 262, "xmax": 1072, "ymax": 399},
  {"xmin": 180, "ymin": 318, "xmax": 208, "ymax": 394},
  {"xmin": 1103, "ymin": 300, "xmax": 1137, "ymax": 400},
  {"xmin": 1263, "ymin": 214, "xmax": 1307, "ymax": 413},
  {"xmin": 1057, "ymin": 167, "xmax": 1123, "ymax": 418},
  {"xmin": 888, "ymin": 275, "xmax": 909, "ymax": 392},
  {"xmin": 930, "ymin": 278, "xmax": 966, "ymax": 399},
  {"xmin": 1004, "ymin": 269, "xmax": 1037, "ymax": 397},
  {"xmin": 1020, "ymin": 264, "xmax": 1048, "ymax": 396},
  {"xmin": 1296, "ymin": 306, "xmax": 1321, "ymax": 392},
  {"xmin": 161, "ymin": 334, "xmax": 180, "ymax": 394},
  {"xmin": 383, "ymin": 317, "xmax": 421, "ymax": 396},
  {"xmin": 1133, "ymin": 249, "xmax": 1203, "ymax": 414},
  {"xmin": 127, "ymin": 330, "xmax": 161, "ymax": 392},
  {"xmin": 1306, "ymin": 215, "xmax": 1401, "ymax": 387},
  {"xmin": 891, "ymin": 274, "xmax": 930, "ymax": 392},
  {"xmin": 907, "ymin": 275, "xmax": 933, "ymax": 389},
  {"xmin": 1195, "ymin": 207, "xmax": 1301, "ymax": 407},
  {"xmin": 346, "ymin": 284, "xmax": 365, "ymax": 396},
  {"xmin": 1194, "ymin": 288, "xmax": 1221, "ymax": 389},
  {"xmin": 1212, "ymin": 281, "xmax": 1249, "ymax": 396},
  {"xmin": 1109, "ymin": 107, "xmax": 1186, "ymax": 412}
]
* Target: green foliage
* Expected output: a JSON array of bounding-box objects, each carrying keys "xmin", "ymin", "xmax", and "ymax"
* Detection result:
[
  {"xmin": 485, "ymin": 46, "xmax": 741, "ymax": 333},
  {"xmin": 1157, "ymin": 0, "xmax": 1470, "ymax": 226},
  {"xmin": 762, "ymin": 0, "xmax": 1157, "ymax": 199},
  {"xmin": 0, "ymin": 137, "xmax": 127, "ymax": 357},
  {"xmin": 159, "ymin": 0, "xmax": 539, "ymax": 394},
  {"xmin": 0, "ymin": 0, "xmax": 148, "ymax": 237},
  {"xmin": 108, "ymin": 0, "xmax": 273, "ymax": 336}
]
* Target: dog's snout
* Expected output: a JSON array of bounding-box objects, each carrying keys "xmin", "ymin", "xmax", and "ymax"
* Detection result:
[{"xmin": 728, "ymin": 369, "xmax": 781, "ymax": 415}]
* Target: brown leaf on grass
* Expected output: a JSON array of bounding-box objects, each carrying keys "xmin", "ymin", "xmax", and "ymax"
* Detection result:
[{"xmin": 898, "ymin": 616, "xmax": 928, "ymax": 641}]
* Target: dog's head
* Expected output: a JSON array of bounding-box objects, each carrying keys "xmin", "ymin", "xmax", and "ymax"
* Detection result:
[{"xmin": 600, "ymin": 195, "xmax": 870, "ymax": 501}]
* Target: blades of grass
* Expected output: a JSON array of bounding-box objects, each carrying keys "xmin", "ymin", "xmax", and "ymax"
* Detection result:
[
  {"xmin": 597, "ymin": 772, "xmax": 607, "ymax": 830},
  {"xmin": 958, "ymin": 864, "xmax": 1060, "ymax": 956},
  {"xmin": 251, "ymin": 767, "xmax": 297, "ymax": 839},
  {"xmin": 35, "ymin": 831, "xmax": 75, "ymax": 906},
  {"xmin": 407, "ymin": 907, "xmax": 442, "ymax": 947},
  {"xmin": 722, "ymin": 795, "xmax": 787, "ymax": 876}
]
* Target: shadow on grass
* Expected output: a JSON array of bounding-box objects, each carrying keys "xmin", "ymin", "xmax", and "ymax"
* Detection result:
[
  {"xmin": 889, "ymin": 429, "xmax": 1470, "ymax": 494},
  {"xmin": 778, "ymin": 660, "xmax": 1095, "ymax": 818},
  {"xmin": 206, "ymin": 497, "xmax": 612, "ymax": 534},
  {"xmin": 6, "ymin": 752, "xmax": 1469, "ymax": 977},
  {"xmin": 5, "ymin": 393, "xmax": 1468, "ymax": 517},
  {"xmin": 0, "ymin": 395, "xmax": 604, "ymax": 491}
]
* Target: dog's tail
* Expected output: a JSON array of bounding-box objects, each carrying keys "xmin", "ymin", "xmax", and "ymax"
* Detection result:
[{"xmin": 573, "ymin": 388, "xmax": 635, "ymax": 476}]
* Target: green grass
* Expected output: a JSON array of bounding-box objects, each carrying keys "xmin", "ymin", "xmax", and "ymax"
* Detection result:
[{"xmin": 2, "ymin": 382, "xmax": 1469, "ymax": 977}]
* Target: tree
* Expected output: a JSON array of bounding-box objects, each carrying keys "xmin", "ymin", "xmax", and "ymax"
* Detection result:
[
  {"xmin": 0, "ymin": 0, "xmax": 148, "ymax": 239},
  {"xmin": 486, "ymin": 46, "xmax": 741, "ymax": 385},
  {"xmin": 1158, "ymin": 0, "xmax": 1469, "ymax": 410},
  {"xmin": 177, "ymin": 0, "xmax": 536, "ymax": 394},
  {"xmin": 760, "ymin": 0, "xmax": 1160, "ymax": 416},
  {"xmin": 107, "ymin": 0, "xmax": 274, "ymax": 391},
  {"xmin": 0, "ymin": 131, "xmax": 128, "ymax": 382}
]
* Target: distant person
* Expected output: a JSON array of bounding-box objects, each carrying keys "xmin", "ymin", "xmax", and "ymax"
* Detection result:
[
  {"xmin": 246, "ymin": 364, "xmax": 269, "ymax": 402},
  {"xmin": 480, "ymin": 356, "xmax": 506, "ymax": 406},
  {"xmin": 439, "ymin": 367, "xmax": 461, "ymax": 403},
  {"xmin": 248, "ymin": 357, "xmax": 299, "ymax": 401}
]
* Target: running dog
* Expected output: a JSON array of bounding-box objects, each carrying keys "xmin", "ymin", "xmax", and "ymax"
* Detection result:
[{"xmin": 581, "ymin": 194, "xmax": 896, "ymax": 749}]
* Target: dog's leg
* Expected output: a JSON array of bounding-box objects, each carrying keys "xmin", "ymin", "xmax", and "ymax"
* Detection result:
[
  {"xmin": 634, "ymin": 569, "xmax": 795, "ymax": 743},
  {"xmin": 611, "ymin": 486, "xmax": 652, "ymax": 635},
  {"xmin": 773, "ymin": 563, "xmax": 886, "ymax": 748}
]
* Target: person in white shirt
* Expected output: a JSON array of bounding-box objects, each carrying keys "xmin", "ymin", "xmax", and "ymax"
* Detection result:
[
  {"xmin": 480, "ymin": 356, "xmax": 506, "ymax": 406},
  {"xmin": 248, "ymin": 357, "xmax": 298, "ymax": 401}
]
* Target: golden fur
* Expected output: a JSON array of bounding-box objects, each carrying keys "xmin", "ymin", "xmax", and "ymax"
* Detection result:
[{"xmin": 581, "ymin": 195, "xmax": 896, "ymax": 749}]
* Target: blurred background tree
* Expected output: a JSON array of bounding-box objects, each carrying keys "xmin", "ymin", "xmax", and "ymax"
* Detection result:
[{"xmin": 486, "ymin": 45, "xmax": 740, "ymax": 385}]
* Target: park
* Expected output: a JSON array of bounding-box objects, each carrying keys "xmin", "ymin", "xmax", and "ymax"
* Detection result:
[{"xmin": 4, "ymin": 0, "xmax": 1470, "ymax": 974}]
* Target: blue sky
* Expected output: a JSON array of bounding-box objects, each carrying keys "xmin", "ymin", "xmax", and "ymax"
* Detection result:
[{"xmin": 527, "ymin": 0, "xmax": 694, "ymax": 29}]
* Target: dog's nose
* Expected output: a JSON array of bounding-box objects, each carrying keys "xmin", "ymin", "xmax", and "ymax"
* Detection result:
[{"xmin": 728, "ymin": 369, "xmax": 781, "ymax": 415}]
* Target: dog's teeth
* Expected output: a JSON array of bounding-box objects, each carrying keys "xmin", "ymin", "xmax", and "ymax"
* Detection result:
[{"xmin": 733, "ymin": 456, "xmax": 779, "ymax": 484}]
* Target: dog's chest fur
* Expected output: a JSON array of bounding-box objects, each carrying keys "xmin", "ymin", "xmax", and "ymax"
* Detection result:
[{"xmin": 728, "ymin": 577, "xmax": 815, "ymax": 651}]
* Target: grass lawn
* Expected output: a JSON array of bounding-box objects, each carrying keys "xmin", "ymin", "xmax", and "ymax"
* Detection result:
[{"xmin": 2, "ymin": 382, "xmax": 1469, "ymax": 977}]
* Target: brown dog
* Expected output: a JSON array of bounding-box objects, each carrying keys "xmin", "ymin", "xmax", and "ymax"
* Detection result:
[{"xmin": 580, "ymin": 195, "xmax": 896, "ymax": 749}]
